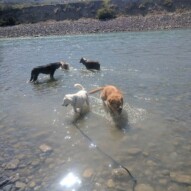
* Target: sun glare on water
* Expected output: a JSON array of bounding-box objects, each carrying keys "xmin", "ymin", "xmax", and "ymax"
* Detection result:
[{"xmin": 60, "ymin": 172, "xmax": 81, "ymax": 190}]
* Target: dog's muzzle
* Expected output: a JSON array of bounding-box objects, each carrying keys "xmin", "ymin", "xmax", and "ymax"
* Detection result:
[{"xmin": 118, "ymin": 107, "xmax": 123, "ymax": 114}]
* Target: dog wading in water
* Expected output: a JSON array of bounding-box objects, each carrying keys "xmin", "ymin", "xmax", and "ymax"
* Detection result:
[
  {"xmin": 30, "ymin": 61, "xmax": 69, "ymax": 82},
  {"xmin": 62, "ymin": 84, "xmax": 89, "ymax": 114}
]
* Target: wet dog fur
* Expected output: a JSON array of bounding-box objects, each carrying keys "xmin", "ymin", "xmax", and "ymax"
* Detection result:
[
  {"xmin": 80, "ymin": 57, "xmax": 100, "ymax": 70},
  {"xmin": 62, "ymin": 84, "xmax": 89, "ymax": 113},
  {"xmin": 89, "ymin": 85, "xmax": 123, "ymax": 115},
  {"xmin": 30, "ymin": 61, "xmax": 69, "ymax": 82}
]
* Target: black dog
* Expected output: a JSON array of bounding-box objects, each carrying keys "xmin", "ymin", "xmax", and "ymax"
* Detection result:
[
  {"xmin": 80, "ymin": 57, "xmax": 100, "ymax": 70},
  {"xmin": 30, "ymin": 62, "xmax": 63, "ymax": 82}
]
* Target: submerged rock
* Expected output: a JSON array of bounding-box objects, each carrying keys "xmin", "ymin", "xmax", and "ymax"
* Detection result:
[
  {"xmin": 5, "ymin": 159, "xmax": 20, "ymax": 170},
  {"xmin": 135, "ymin": 183, "xmax": 154, "ymax": 191},
  {"xmin": 15, "ymin": 181, "xmax": 26, "ymax": 190},
  {"xmin": 0, "ymin": 176, "xmax": 10, "ymax": 188},
  {"xmin": 170, "ymin": 172, "xmax": 191, "ymax": 185},
  {"xmin": 127, "ymin": 148, "xmax": 142, "ymax": 155},
  {"xmin": 39, "ymin": 144, "xmax": 53, "ymax": 153},
  {"xmin": 107, "ymin": 179, "xmax": 115, "ymax": 188},
  {"xmin": 83, "ymin": 168, "xmax": 94, "ymax": 178},
  {"xmin": 28, "ymin": 181, "xmax": 36, "ymax": 188},
  {"xmin": 112, "ymin": 167, "xmax": 128, "ymax": 179}
]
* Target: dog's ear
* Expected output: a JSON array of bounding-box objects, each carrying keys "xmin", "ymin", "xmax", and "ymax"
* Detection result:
[
  {"xmin": 65, "ymin": 95, "xmax": 73, "ymax": 101},
  {"xmin": 108, "ymin": 98, "xmax": 114, "ymax": 105}
]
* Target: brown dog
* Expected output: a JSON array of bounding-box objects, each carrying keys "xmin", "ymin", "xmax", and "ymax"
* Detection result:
[{"xmin": 89, "ymin": 85, "xmax": 123, "ymax": 114}]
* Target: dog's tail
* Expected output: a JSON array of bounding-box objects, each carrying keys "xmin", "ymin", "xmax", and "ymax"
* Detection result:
[
  {"xmin": 74, "ymin": 83, "xmax": 85, "ymax": 90},
  {"xmin": 88, "ymin": 87, "xmax": 104, "ymax": 94}
]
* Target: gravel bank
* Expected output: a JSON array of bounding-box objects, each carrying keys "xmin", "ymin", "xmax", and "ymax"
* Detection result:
[{"xmin": 0, "ymin": 11, "xmax": 191, "ymax": 38}]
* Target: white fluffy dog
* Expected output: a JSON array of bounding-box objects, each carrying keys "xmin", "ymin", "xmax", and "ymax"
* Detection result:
[{"xmin": 62, "ymin": 84, "xmax": 89, "ymax": 113}]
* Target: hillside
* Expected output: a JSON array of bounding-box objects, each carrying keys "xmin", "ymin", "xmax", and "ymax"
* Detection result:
[{"xmin": 1, "ymin": 0, "xmax": 191, "ymax": 27}]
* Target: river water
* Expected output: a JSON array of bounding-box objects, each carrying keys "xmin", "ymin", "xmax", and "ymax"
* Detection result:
[{"xmin": 0, "ymin": 29, "xmax": 191, "ymax": 191}]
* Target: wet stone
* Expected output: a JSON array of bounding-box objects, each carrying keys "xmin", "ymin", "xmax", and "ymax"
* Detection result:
[
  {"xmin": 159, "ymin": 178, "xmax": 168, "ymax": 185},
  {"xmin": 83, "ymin": 168, "xmax": 94, "ymax": 178},
  {"xmin": 107, "ymin": 179, "xmax": 115, "ymax": 188},
  {"xmin": 31, "ymin": 159, "xmax": 41, "ymax": 167},
  {"xmin": 5, "ymin": 159, "xmax": 20, "ymax": 170},
  {"xmin": 160, "ymin": 170, "xmax": 170, "ymax": 176},
  {"xmin": 167, "ymin": 183, "xmax": 182, "ymax": 191},
  {"xmin": 0, "ymin": 176, "xmax": 10, "ymax": 188},
  {"xmin": 143, "ymin": 152, "xmax": 149, "ymax": 157},
  {"xmin": 135, "ymin": 183, "xmax": 154, "ymax": 191},
  {"xmin": 127, "ymin": 148, "xmax": 142, "ymax": 155},
  {"xmin": 28, "ymin": 181, "xmax": 36, "ymax": 188},
  {"xmin": 0, "ymin": 125, "xmax": 5, "ymax": 129},
  {"xmin": 146, "ymin": 160, "xmax": 157, "ymax": 167},
  {"xmin": 45, "ymin": 158, "xmax": 54, "ymax": 164},
  {"xmin": 112, "ymin": 168, "xmax": 128, "ymax": 179},
  {"xmin": 39, "ymin": 144, "xmax": 53, "ymax": 153},
  {"xmin": 2, "ymin": 184, "xmax": 12, "ymax": 191},
  {"xmin": 10, "ymin": 173, "xmax": 20, "ymax": 183},
  {"xmin": 15, "ymin": 181, "xmax": 26, "ymax": 190},
  {"xmin": 170, "ymin": 172, "xmax": 191, "ymax": 184}
]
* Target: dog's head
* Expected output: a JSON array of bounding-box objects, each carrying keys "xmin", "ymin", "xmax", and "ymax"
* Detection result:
[
  {"xmin": 60, "ymin": 61, "xmax": 69, "ymax": 70},
  {"xmin": 108, "ymin": 95, "xmax": 123, "ymax": 114},
  {"xmin": 80, "ymin": 57, "xmax": 86, "ymax": 63},
  {"xmin": 62, "ymin": 95, "xmax": 72, "ymax": 107}
]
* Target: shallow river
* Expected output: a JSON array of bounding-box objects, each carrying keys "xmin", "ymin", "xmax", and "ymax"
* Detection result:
[{"xmin": 0, "ymin": 29, "xmax": 191, "ymax": 191}]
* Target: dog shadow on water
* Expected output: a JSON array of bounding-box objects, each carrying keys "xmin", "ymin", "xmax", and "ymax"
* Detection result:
[
  {"xmin": 29, "ymin": 77, "xmax": 62, "ymax": 90},
  {"xmin": 111, "ymin": 110, "xmax": 129, "ymax": 130}
]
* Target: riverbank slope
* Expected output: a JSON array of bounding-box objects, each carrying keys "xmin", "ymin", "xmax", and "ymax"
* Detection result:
[{"xmin": 0, "ymin": 10, "xmax": 191, "ymax": 38}]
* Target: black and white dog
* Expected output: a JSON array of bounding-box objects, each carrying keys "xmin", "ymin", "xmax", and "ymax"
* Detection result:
[
  {"xmin": 80, "ymin": 57, "xmax": 100, "ymax": 70},
  {"xmin": 30, "ymin": 61, "xmax": 69, "ymax": 82}
]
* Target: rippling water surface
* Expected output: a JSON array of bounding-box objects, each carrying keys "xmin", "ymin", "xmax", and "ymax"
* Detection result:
[{"xmin": 0, "ymin": 29, "xmax": 191, "ymax": 191}]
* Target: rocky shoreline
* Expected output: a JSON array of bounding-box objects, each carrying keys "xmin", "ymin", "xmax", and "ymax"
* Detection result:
[{"xmin": 0, "ymin": 11, "xmax": 191, "ymax": 38}]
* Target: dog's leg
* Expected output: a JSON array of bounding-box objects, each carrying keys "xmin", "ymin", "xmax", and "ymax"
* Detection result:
[
  {"xmin": 33, "ymin": 73, "xmax": 39, "ymax": 82},
  {"xmin": 73, "ymin": 106, "xmax": 78, "ymax": 113},
  {"xmin": 30, "ymin": 71, "xmax": 34, "ymax": 82},
  {"xmin": 50, "ymin": 70, "xmax": 56, "ymax": 80},
  {"xmin": 72, "ymin": 97, "xmax": 78, "ymax": 113},
  {"xmin": 86, "ymin": 94, "xmax": 90, "ymax": 107}
]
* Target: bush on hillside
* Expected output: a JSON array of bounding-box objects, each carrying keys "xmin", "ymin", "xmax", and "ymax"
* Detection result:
[
  {"xmin": 0, "ymin": 17, "xmax": 17, "ymax": 26},
  {"xmin": 96, "ymin": 7, "xmax": 116, "ymax": 20}
]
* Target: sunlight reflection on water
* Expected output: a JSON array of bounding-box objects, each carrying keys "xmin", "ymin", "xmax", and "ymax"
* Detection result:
[{"xmin": 60, "ymin": 172, "xmax": 81, "ymax": 190}]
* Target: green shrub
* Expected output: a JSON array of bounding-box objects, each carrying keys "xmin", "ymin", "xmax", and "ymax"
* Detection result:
[
  {"xmin": 0, "ymin": 17, "xmax": 16, "ymax": 26},
  {"xmin": 163, "ymin": 0, "xmax": 173, "ymax": 7},
  {"xmin": 96, "ymin": 7, "xmax": 116, "ymax": 20}
]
